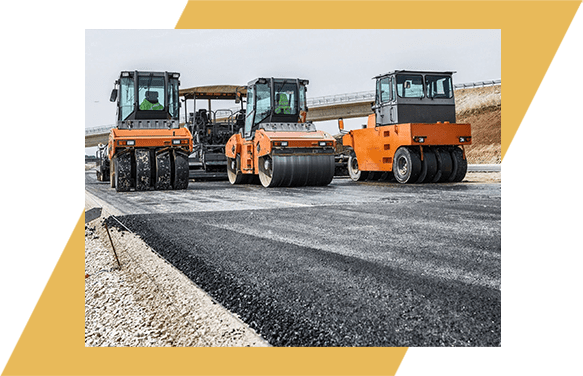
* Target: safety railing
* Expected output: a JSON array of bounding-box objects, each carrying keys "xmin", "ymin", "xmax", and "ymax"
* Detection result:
[
  {"xmin": 85, "ymin": 124, "xmax": 115, "ymax": 135},
  {"xmin": 454, "ymin": 79, "xmax": 501, "ymax": 89},
  {"xmin": 307, "ymin": 91, "xmax": 375, "ymax": 108},
  {"xmin": 306, "ymin": 79, "xmax": 501, "ymax": 108}
]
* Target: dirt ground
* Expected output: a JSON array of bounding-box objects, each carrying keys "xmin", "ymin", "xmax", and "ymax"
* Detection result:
[{"xmin": 456, "ymin": 85, "xmax": 501, "ymax": 165}]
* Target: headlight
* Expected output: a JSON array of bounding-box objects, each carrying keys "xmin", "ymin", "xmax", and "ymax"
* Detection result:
[
  {"xmin": 126, "ymin": 140, "xmax": 135, "ymax": 146},
  {"xmin": 172, "ymin": 139, "xmax": 181, "ymax": 145},
  {"xmin": 413, "ymin": 136, "xmax": 425, "ymax": 143},
  {"xmin": 319, "ymin": 141, "xmax": 327, "ymax": 146}
]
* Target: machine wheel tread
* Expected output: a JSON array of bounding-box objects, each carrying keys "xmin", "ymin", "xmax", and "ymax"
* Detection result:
[
  {"xmin": 392, "ymin": 147, "xmax": 422, "ymax": 184},
  {"xmin": 155, "ymin": 151, "xmax": 172, "ymax": 190},
  {"xmin": 449, "ymin": 147, "xmax": 468, "ymax": 182},
  {"xmin": 172, "ymin": 150, "xmax": 189, "ymax": 189},
  {"xmin": 114, "ymin": 152, "xmax": 132, "ymax": 192},
  {"xmin": 416, "ymin": 147, "xmax": 438, "ymax": 183},
  {"xmin": 135, "ymin": 148, "xmax": 151, "ymax": 191}
]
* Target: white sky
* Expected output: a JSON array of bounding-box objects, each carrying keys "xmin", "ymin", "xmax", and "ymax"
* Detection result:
[{"xmin": 85, "ymin": 29, "xmax": 500, "ymax": 154}]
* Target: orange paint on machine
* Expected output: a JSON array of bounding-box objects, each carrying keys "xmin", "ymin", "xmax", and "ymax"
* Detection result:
[
  {"xmin": 340, "ymin": 70, "xmax": 471, "ymax": 184},
  {"xmin": 97, "ymin": 71, "xmax": 194, "ymax": 191},
  {"xmin": 225, "ymin": 77, "xmax": 336, "ymax": 187}
]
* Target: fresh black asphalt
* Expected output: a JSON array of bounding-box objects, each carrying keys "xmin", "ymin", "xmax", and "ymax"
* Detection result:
[{"xmin": 106, "ymin": 185, "xmax": 500, "ymax": 347}]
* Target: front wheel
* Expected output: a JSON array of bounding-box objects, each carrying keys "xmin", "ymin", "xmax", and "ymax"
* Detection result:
[
  {"xmin": 392, "ymin": 147, "xmax": 422, "ymax": 184},
  {"xmin": 348, "ymin": 153, "xmax": 369, "ymax": 182}
]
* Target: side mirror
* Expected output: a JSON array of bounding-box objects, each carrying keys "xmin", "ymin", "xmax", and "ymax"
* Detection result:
[
  {"xmin": 109, "ymin": 88, "xmax": 118, "ymax": 102},
  {"xmin": 338, "ymin": 118, "xmax": 344, "ymax": 131}
]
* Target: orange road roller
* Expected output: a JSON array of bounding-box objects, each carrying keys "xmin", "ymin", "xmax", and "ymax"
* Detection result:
[
  {"xmin": 225, "ymin": 78, "xmax": 336, "ymax": 187},
  {"xmin": 104, "ymin": 71, "xmax": 193, "ymax": 192},
  {"xmin": 341, "ymin": 70, "xmax": 471, "ymax": 184}
]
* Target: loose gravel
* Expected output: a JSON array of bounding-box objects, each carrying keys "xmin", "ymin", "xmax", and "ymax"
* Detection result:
[{"xmin": 84, "ymin": 200, "xmax": 268, "ymax": 347}]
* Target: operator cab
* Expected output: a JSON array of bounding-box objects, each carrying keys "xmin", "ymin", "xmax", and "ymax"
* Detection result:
[
  {"xmin": 372, "ymin": 70, "xmax": 456, "ymax": 126},
  {"xmin": 110, "ymin": 71, "xmax": 181, "ymax": 129},
  {"xmin": 243, "ymin": 78, "xmax": 309, "ymax": 139}
]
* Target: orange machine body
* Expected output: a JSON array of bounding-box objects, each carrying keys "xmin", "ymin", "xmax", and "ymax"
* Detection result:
[
  {"xmin": 343, "ymin": 114, "xmax": 471, "ymax": 172},
  {"xmin": 108, "ymin": 127, "xmax": 193, "ymax": 160},
  {"xmin": 226, "ymin": 128, "xmax": 335, "ymax": 175}
]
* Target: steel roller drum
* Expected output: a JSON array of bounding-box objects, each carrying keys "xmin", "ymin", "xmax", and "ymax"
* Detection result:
[{"xmin": 259, "ymin": 154, "xmax": 335, "ymax": 188}]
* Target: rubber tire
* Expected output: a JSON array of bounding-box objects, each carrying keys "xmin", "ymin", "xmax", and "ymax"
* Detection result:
[
  {"xmin": 348, "ymin": 153, "xmax": 369, "ymax": 182},
  {"xmin": 114, "ymin": 152, "xmax": 132, "ymax": 192},
  {"xmin": 392, "ymin": 147, "xmax": 422, "ymax": 184},
  {"xmin": 416, "ymin": 147, "xmax": 438, "ymax": 183},
  {"xmin": 172, "ymin": 150, "xmax": 189, "ymax": 190},
  {"xmin": 433, "ymin": 147, "xmax": 453, "ymax": 182},
  {"xmin": 449, "ymin": 147, "xmax": 468, "ymax": 182},
  {"xmin": 155, "ymin": 151, "xmax": 172, "ymax": 190},
  {"xmin": 135, "ymin": 149, "xmax": 151, "ymax": 191}
]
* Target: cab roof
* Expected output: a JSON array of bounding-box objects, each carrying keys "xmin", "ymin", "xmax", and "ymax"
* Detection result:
[{"xmin": 373, "ymin": 70, "xmax": 456, "ymax": 80}]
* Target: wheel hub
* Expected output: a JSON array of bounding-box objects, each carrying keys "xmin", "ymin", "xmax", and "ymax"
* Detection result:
[{"xmin": 397, "ymin": 156, "xmax": 408, "ymax": 176}]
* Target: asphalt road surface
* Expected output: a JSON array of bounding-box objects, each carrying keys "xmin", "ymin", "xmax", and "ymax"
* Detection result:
[{"xmin": 87, "ymin": 170, "xmax": 501, "ymax": 347}]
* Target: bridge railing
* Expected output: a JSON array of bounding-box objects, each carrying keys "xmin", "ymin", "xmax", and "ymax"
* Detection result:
[
  {"xmin": 306, "ymin": 79, "xmax": 502, "ymax": 108},
  {"xmin": 454, "ymin": 79, "xmax": 501, "ymax": 89},
  {"xmin": 85, "ymin": 124, "xmax": 115, "ymax": 135},
  {"xmin": 307, "ymin": 91, "xmax": 375, "ymax": 108}
]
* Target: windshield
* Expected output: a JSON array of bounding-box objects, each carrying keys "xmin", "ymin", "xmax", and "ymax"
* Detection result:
[
  {"xmin": 244, "ymin": 85, "xmax": 255, "ymax": 136},
  {"xmin": 119, "ymin": 76, "xmax": 134, "ymax": 121},
  {"xmin": 425, "ymin": 75, "xmax": 453, "ymax": 99},
  {"xmin": 396, "ymin": 74, "xmax": 424, "ymax": 98},
  {"xmin": 138, "ymin": 75, "xmax": 165, "ymax": 111},
  {"xmin": 254, "ymin": 82, "xmax": 272, "ymax": 125},
  {"xmin": 273, "ymin": 80, "xmax": 298, "ymax": 115}
]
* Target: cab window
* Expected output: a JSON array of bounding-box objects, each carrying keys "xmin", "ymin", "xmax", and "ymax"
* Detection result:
[
  {"xmin": 396, "ymin": 74, "xmax": 424, "ymax": 98},
  {"xmin": 119, "ymin": 77, "xmax": 134, "ymax": 121},
  {"xmin": 425, "ymin": 75, "xmax": 453, "ymax": 99},
  {"xmin": 379, "ymin": 77, "xmax": 391, "ymax": 102},
  {"xmin": 254, "ymin": 83, "xmax": 271, "ymax": 125},
  {"xmin": 138, "ymin": 75, "xmax": 165, "ymax": 110}
]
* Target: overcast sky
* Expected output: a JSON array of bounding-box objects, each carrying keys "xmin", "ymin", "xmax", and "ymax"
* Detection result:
[{"xmin": 85, "ymin": 29, "xmax": 500, "ymax": 153}]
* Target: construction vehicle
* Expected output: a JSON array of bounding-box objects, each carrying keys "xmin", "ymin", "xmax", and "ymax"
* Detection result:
[
  {"xmin": 103, "ymin": 71, "xmax": 193, "ymax": 192},
  {"xmin": 179, "ymin": 85, "xmax": 247, "ymax": 180},
  {"xmin": 225, "ymin": 77, "xmax": 336, "ymax": 187},
  {"xmin": 340, "ymin": 70, "xmax": 471, "ymax": 183}
]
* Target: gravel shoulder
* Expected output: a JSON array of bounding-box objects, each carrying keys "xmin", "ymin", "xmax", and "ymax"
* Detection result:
[{"xmin": 84, "ymin": 195, "xmax": 268, "ymax": 347}]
